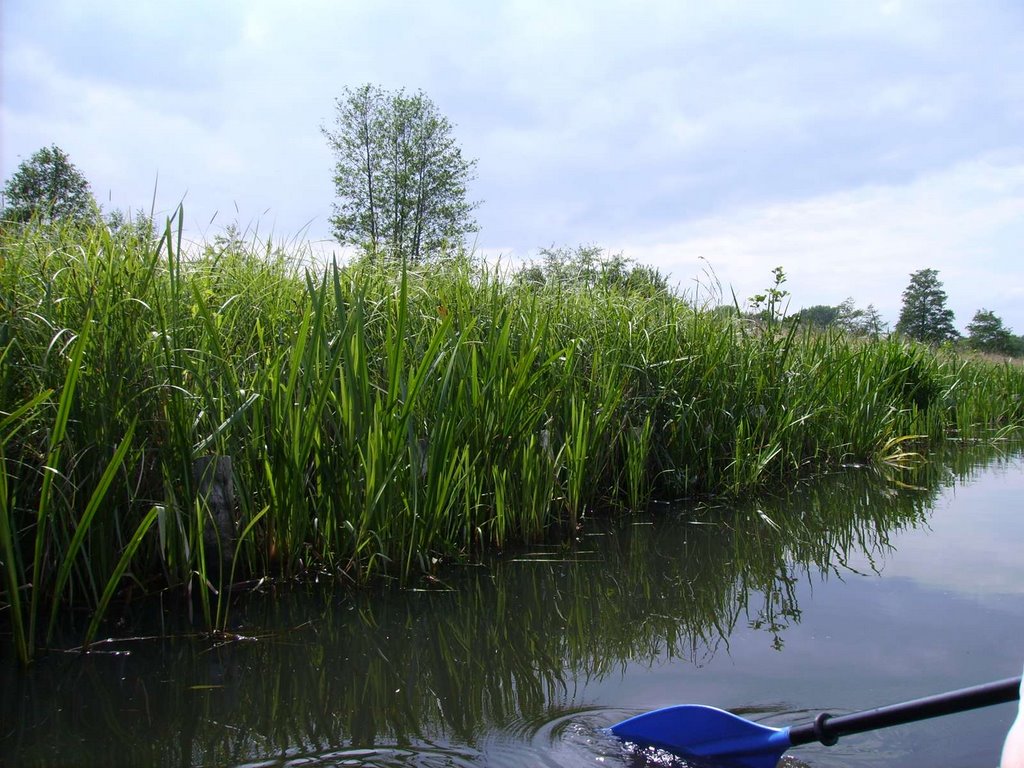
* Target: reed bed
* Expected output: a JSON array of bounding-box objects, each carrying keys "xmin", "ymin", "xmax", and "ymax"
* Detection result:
[{"xmin": 1, "ymin": 217, "xmax": 1023, "ymax": 662}]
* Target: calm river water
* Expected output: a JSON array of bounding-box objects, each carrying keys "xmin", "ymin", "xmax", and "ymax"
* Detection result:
[{"xmin": 3, "ymin": 445, "xmax": 1023, "ymax": 767}]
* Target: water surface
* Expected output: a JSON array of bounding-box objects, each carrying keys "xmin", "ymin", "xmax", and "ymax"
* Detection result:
[{"xmin": 3, "ymin": 445, "xmax": 1023, "ymax": 767}]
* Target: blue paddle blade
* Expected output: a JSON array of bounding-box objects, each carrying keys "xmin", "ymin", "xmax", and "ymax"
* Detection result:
[{"xmin": 609, "ymin": 705, "xmax": 794, "ymax": 768}]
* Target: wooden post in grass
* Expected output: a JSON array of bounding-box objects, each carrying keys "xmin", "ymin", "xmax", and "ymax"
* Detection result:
[{"xmin": 193, "ymin": 456, "xmax": 236, "ymax": 571}]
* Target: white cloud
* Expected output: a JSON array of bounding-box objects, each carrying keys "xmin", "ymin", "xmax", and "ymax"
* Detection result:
[{"xmin": 616, "ymin": 152, "xmax": 1024, "ymax": 332}]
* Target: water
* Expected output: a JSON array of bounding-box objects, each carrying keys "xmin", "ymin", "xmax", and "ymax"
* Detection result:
[{"xmin": 3, "ymin": 446, "xmax": 1023, "ymax": 767}]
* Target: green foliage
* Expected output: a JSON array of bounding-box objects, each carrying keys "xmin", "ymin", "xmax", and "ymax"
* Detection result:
[
  {"xmin": 966, "ymin": 309, "xmax": 1022, "ymax": 356},
  {"xmin": 2, "ymin": 144, "xmax": 97, "ymax": 226},
  {"xmin": 836, "ymin": 297, "xmax": 887, "ymax": 337},
  {"xmin": 793, "ymin": 303, "xmax": 840, "ymax": 329},
  {"xmin": 2, "ymin": 221, "xmax": 1023, "ymax": 661},
  {"xmin": 896, "ymin": 268, "xmax": 958, "ymax": 344},
  {"xmin": 104, "ymin": 207, "xmax": 157, "ymax": 244},
  {"xmin": 516, "ymin": 244, "xmax": 672, "ymax": 297},
  {"xmin": 747, "ymin": 266, "xmax": 790, "ymax": 325},
  {"xmin": 791, "ymin": 298, "xmax": 887, "ymax": 337},
  {"xmin": 323, "ymin": 84, "xmax": 479, "ymax": 262}
]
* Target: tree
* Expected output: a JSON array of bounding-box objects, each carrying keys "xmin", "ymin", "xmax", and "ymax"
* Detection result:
[
  {"xmin": 834, "ymin": 297, "xmax": 863, "ymax": 333},
  {"xmin": 516, "ymin": 245, "xmax": 672, "ymax": 297},
  {"xmin": 2, "ymin": 144, "xmax": 97, "ymax": 225},
  {"xmin": 792, "ymin": 304, "xmax": 840, "ymax": 329},
  {"xmin": 105, "ymin": 208, "xmax": 157, "ymax": 244},
  {"xmin": 857, "ymin": 304, "xmax": 887, "ymax": 337},
  {"xmin": 895, "ymin": 268, "xmax": 958, "ymax": 344},
  {"xmin": 836, "ymin": 297, "xmax": 888, "ymax": 337},
  {"xmin": 792, "ymin": 298, "xmax": 887, "ymax": 337},
  {"xmin": 323, "ymin": 84, "xmax": 479, "ymax": 262},
  {"xmin": 966, "ymin": 309, "xmax": 1020, "ymax": 355}
]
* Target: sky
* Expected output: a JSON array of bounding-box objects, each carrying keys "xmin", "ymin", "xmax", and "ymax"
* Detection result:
[{"xmin": 3, "ymin": 1, "xmax": 1023, "ymax": 332}]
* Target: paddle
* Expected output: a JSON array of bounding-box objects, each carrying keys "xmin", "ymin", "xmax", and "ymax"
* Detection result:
[{"xmin": 609, "ymin": 675, "xmax": 1023, "ymax": 768}]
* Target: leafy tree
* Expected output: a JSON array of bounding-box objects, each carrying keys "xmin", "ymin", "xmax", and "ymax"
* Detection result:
[
  {"xmin": 966, "ymin": 309, "xmax": 1020, "ymax": 355},
  {"xmin": 791, "ymin": 298, "xmax": 887, "ymax": 337},
  {"xmin": 105, "ymin": 208, "xmax": 157, "ymax": 245},
  {"xmin": 834, "ymin": 297, "xmax": 862, "ymax": 333},
  {"xmin": 323, "ymin": 84, "xmax": 479, "ymax": 261},
  {"xmin": 792, "ymin": 304, "xmax": 840, "ymax": 329},
  {"xmin": 2, "ymin": 144, "xmax": 97, "ymax": 225},
  {"xmin": 517, "ymin": 245, "xmax": 671, "ymax": 297},
  {"xmin": 895, "ymin": 268, "xmax": 958, "ymax": 344},
  {"xmin": 857, "ymin": 304, "xmax": 887, "ymax": 337},
  {"xmin": 836, "ymin": 297, "xmax": 887, "ymax": 337}
]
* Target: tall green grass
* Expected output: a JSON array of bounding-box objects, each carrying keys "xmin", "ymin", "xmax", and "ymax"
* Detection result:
[{"xmin": 1, "ymin": 214, "xmax": 1023, "ymax": 661}]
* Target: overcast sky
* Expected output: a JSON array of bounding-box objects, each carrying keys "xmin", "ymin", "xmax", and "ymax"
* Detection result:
[{"xmin": 3, "ymin": 1, "xmax": 1023, "ymax": 331}]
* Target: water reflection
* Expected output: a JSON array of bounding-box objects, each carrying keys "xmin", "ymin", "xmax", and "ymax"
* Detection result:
[{"xmin": 2, "ymin": 443, "xmax": 1019, "ymax": 767}]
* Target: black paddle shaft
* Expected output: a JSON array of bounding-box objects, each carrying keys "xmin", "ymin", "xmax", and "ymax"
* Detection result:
[{"xmin": 788, "ymin": 676, "xmax": 1022, "ymax": 748}]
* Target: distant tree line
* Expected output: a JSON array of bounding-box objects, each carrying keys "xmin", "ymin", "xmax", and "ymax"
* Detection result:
[
  {"xmin": 791, "ymin": 297, "xmax": 887, "ymax": 338},
  {"xmin": 515, "ymin": 244, "xmax": 672, "ymax": 297},
  {"xmin": 891, "ymin": 267, "xmax": 1023, "ymax": 355},
  {"xmin": 790, "ymin": 267, "xmax": 1023, "ymax": 356}
]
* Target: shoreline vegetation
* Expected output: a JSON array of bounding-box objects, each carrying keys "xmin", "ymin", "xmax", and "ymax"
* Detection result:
[{"xmin": 2, "ymin": 214, "xmax": 1024, "ymax": 663}]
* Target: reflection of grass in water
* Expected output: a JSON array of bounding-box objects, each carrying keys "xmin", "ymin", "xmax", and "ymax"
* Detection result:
[
  {"xmin": 5, "ymin": 451, "xmax": 1000, "ymax": 766},
  {"xmin": 3, "ymin": 216, "xmax": 1024, "ymax": 662}
]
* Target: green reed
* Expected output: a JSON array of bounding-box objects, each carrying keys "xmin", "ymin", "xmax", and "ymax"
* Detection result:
[{"xmin": 1, "ymin": 215, "xmax": 1023, "ymax": 661}]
